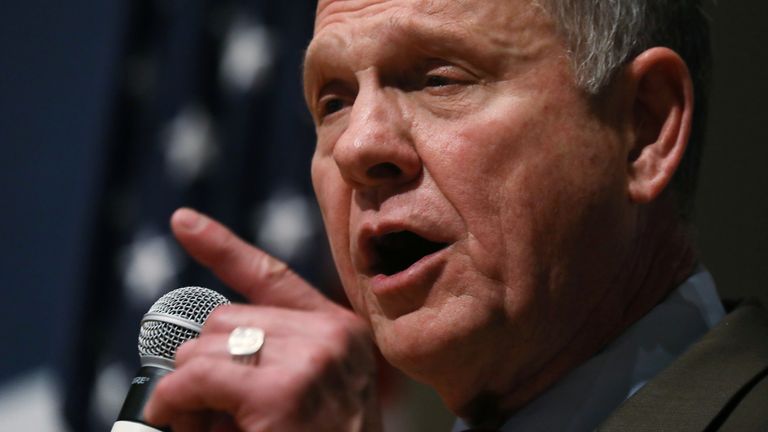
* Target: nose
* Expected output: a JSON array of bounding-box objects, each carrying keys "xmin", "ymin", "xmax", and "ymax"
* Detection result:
[{"xmin": 332, "ymin": 87, "xmax": 421, "ymax": 191}]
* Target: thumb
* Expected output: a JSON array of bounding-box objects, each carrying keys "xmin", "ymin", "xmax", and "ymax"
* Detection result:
[{"xmin": 170, "ymin": 207, "xmax": 333, "ymax": 311}]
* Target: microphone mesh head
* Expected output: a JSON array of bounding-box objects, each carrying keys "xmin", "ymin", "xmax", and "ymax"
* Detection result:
[{"xmin": 138, "ymin": 286, "xmax": 229, "ymax": 362}]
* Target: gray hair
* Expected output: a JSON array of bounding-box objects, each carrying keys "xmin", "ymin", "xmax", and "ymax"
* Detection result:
[{"xmin": 537, "ymin": 0, "xmax": 712, "ymax": 219}]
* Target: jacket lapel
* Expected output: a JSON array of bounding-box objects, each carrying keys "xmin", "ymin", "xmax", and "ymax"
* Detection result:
[{"xmin": 597, "ymin": 302, "xmax": 768, "ymax": 432}]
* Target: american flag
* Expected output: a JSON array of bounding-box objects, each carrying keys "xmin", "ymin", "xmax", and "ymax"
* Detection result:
[{"xmin": 0, "ymin": 0, "xmax": 455, "ymax": 429}]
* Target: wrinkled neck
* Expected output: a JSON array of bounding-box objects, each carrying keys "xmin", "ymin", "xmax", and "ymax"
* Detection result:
[{"xmin": 458, "ymin": 195, "xmax": 697, "ymax": 426}]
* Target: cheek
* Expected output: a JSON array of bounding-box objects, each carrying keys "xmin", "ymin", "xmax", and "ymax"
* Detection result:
[
  {"xmin": 419, "ymin": 104, "xmax": 544, "ymax": 281},
  {"xmin": 312, "ymin": 155, "xmax": 379, "ymax": 323},
  {"xmin": 421, "ymin": 94, "xmax": 625, "ymax": 294},
  {"xmin": 311, "ymin": 157, "xmax": 357, "ymax": 292}
]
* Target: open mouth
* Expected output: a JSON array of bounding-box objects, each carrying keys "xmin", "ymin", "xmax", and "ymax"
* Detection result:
[{"xmin": 370, "ymin": 231, "xmax": 449, "ymax": 276}]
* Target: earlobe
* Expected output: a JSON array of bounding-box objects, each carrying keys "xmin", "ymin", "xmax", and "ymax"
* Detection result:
[{"xmin": 625, "ymin": 47, "xmax": 694, "ymax": 204}]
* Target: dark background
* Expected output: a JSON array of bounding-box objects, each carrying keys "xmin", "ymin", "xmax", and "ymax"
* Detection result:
[
  {"xmin": 695, "ymin": 3, "xmax": 768, "ymax": 305},
  {"xmin": 0, "ymin": 0, "xmax": 766, "ymax": 430}
]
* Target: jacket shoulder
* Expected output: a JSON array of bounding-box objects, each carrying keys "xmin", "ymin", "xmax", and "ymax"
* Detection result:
[{"xmin": 598, "ymin": 302, "xmax": 768, "ymax": 432}]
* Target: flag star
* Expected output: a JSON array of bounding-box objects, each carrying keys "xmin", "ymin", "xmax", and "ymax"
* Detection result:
[
  {"xmin": 92, "ymin": 363, "xmax": 131, "ymax": 426},
  {"xmin": 254, "ymin": 191, "xmax": 317, "ymax": 262},
  {"xmin": 163, "ymin": 105, "xmax": 217, "ymax": 184},
  {"xmin": 220, "ymin": 17, "xmax": 274, "ymax": 93},
  {"xmin": 0, "ymin": 370, "xmax": 66, "ymax": 431},
  {"xmin": 120, "ymin": 230, "xmax": 180, "ymax": 306}
]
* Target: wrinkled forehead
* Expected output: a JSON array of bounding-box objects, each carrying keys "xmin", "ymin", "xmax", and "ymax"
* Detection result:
[
  {"xmin": 303, "ymin": 0, "xmax": 558, "ymax": 99},
  {"xmin": 314, "ymin": 0, "xmax": 472, "ymax": 35},
  {"xmin": 313, "ymin": 0, "xmax": 550, "ymax": 36},
  {"xmin": 309, "ymin": 0, "xmax": 548, "ymax": 54}
]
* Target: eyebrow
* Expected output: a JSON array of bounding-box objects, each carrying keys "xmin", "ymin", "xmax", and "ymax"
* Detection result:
[
  {"xmin": 300, "ymin": 49, "xmax": 313, "ymax": 105},
  {"xmin": 302, "ymin": 15, "xmax": 478, "ymax": 87},
  {"xmin": 301, "ymin": 38, "xmax": 343, "ymax": 108}
]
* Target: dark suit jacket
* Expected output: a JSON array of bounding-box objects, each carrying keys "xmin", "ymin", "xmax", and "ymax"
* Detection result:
[{"xmin": 597, "ymin": 302, "xmax": 768, "ymax": 431}]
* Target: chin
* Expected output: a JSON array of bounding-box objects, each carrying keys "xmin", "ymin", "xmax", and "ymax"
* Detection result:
[
  {"xmin": 370, "ymin": 292, "xmax": 501, "ymax": 385},
  {"xmin": 373, "ymin": 310, "xmax": 447, "ymax": 367}
]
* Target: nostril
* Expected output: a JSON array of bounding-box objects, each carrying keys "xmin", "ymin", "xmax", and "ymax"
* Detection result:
[{"xmin": 366, "ymin": 162, "xmax": 402, "ymax": 179}]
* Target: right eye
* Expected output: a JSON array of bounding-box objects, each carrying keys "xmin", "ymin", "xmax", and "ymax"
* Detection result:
[{"xmin": 319, "ymin": 96, "xmax": 347, "ymax": 118}]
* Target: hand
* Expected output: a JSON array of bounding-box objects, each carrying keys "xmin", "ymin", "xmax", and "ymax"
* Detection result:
[{"xmin": 144, "ymin": 208, "xmax": 381, "ymax": 432}]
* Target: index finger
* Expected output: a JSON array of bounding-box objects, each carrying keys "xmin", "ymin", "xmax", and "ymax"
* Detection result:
[{"xmin": 170, "ymin": 207, "xmax": 333, "ymax": 311}]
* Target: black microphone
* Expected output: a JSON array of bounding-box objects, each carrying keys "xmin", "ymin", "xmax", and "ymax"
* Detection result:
[{"xmin": 111, "ymin": 286, "xmax": 229, "ymax": 432}]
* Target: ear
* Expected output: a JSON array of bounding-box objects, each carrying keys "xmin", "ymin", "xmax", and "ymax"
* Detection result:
[{"xmin": 624, "ymin": 47, "xmax": 694, "ymax": 204}]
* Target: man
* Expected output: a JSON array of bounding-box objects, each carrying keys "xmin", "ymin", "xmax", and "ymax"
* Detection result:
[{"xmin": 144, "ymin": 0, "xmax": 768, "ymax": 430}]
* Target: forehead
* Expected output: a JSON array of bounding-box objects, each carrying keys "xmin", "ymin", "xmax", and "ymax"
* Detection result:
[
  {"xmin": 315, "ymin": 0, "xmax": 468, "ymax": 30},
  {"xmin": 304, "ymin": 0, "xmax": 555, "ymax": 82},
  {"xmin": 313, "ymin": 0, "xmax": 541, "ymax": 35}
]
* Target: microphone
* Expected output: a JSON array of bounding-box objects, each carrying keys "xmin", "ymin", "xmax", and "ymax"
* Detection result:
[{"xmin": 111, "ymin": 286, "xmax": 230, "ymax": 432}]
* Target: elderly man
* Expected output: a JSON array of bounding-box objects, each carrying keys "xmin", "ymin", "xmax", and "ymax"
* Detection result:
[{"xmin": 144, "ymin": 0, "xmax": 768, "ymax": 430}]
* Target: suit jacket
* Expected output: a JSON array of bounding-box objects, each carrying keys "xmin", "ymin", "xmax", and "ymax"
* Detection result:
[{"xmin": 597, "ymin": 302, "xmax": 768, "ymax": 431}]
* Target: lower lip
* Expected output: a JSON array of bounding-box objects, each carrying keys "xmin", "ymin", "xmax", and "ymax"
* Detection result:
[{"xmin": 369, "ymin": 246, "xmax": 450, "ymax": 298}]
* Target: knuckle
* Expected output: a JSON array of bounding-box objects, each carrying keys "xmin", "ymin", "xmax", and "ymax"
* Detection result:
[
  {"xmin": 173, "ymin": 339, "xmax": 196, "ymax": 364},
  {"xmin": 241, "ymin": 254, "xmax": 296, "ymax": 302},
  {"xmin": 344, "ymin": 315, "xmax": 373, "ymax": 346},
  {"xmin": 331, "ymin": 307, "xmax": 368, "ymax": 333},
  {"xmin": 308, "ymin": 343, "xmax": 336, "ymax": 368},
  {"xmin": 330, "ymin": 317, "xmax": 354, "ymax": 339},
  {"xmin": 210, "ymin": 226, "xmax": 238, "ymax": 261},
  {"xmin": 185, "ymin": 357, "xmax": 216, "ymax": 384},
  {"xmin": 152, "ymin": 373, "xmax": 176, "ymax": 401},
  {"xmin": 202, "ymin": 304, "xmax": 233, "ymax": 332},
  {"xmin": 253, "ymin": 254, "xmax": 292, "ymax": 284},
  {"xmin": 321, "ymin": 313, "xmax": 368, "ymax": 351}
]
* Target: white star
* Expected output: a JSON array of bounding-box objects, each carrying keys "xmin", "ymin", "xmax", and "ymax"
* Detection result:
[
  {"xmin": 254, "ymin": 191, "xmax": 317, "ymax": 262},
  {"xmin": 91, "ymin": 363, "xmax": 131, "ymax": 426},
  {"xmin": 163, "ymin": 105, "xmax": 217, "ymax": 184},
  {"xmin": 0, "ymin": 370, "xmax": 66, "ymax": 432},
  {"xmin": 220, "ymin": 17, "xmax": 274, "ymax": 93},
  {"xmin": 119, "ymin": 230, "xmax": 180, "ymax": 306}
]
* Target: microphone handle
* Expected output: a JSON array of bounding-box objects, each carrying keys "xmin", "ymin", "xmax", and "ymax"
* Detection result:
[
  {"xmin": 111, "ymin": 366, "xmax": 171, "ymax": 432},
  {"xmin": 111, "ymin": 421, "xmax": 165, "ymax": 432}
]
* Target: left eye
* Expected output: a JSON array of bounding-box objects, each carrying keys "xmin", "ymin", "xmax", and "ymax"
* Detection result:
[
  {"xmin": 424, "ymin": 74, "xmax": 454, "ymax": 87},
  {"xmin": 417, "ymin": 63, "xmax": 477, "ymax": 90}
]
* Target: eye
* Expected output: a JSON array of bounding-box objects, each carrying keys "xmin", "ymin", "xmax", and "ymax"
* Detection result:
[
  {"xmin": 322, "ymin": 97, "xmax": 346, "ymax": 116},
  {"xmin": 312, "ymin": 79, "xmax": 355, "ymax": 122},
  {"xmin": 424, "ymin": 74, "xmax": 454, "ymax": 87},
  {"xmin": 419, "ymin": 64, "xmax": 476, "ymax": 91},
  {"xmin": 316, "ymin": 95, "xmax": 349, "ymax": 121}
]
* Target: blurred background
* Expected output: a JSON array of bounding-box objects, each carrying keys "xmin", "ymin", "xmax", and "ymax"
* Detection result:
[{"xmin": 0, "ymin": 0, "xmax": 765, "ymax": 431}]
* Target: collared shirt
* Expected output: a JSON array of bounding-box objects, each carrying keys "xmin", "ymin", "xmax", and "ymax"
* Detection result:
[{"xmin": 452, "ymin": 267, "xmax": 725, "ymax": 432}]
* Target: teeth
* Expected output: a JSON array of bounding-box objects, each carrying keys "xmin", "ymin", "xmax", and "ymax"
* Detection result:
[{"xmin": 372, "ymin": 231, "xmax": 447, "ymax": 276}]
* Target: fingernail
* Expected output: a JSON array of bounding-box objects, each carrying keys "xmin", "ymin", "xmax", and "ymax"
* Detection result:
[{"xmin": 174, "ymin": 208, "xmax": 205, "ymax": 232}]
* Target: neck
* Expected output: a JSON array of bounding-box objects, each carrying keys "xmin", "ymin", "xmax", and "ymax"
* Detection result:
[
  {"xmin": 612, "ymin": 197, "xmax": 698, "ymax": 332},
  {"xmin": 459, "ymin": 196, "xmax": 697, "ymax": 426}
]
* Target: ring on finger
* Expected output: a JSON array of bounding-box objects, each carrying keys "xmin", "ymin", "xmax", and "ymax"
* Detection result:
[{"xmin": 227, "ymin": 327, "xmax": 265, "ymax": 365}]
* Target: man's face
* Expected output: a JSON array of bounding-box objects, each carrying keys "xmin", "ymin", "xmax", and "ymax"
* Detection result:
[{"xmin": 304, "ymin": 0, "xmax": 635, "ymax": 409}]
